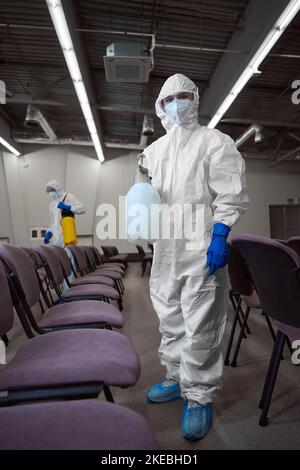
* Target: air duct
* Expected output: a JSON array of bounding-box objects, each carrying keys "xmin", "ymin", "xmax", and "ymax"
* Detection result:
[
  {"xmin": 235, "ymin": 124, "xmax": 264, "ymax": 148},
  {"xmin": 24, "ymin": 104, "xmax": 57, "ymax": 141}
]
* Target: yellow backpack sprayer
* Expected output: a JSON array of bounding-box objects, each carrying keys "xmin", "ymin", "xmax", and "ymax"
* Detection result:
[{"xmin": 60, "ymin": 194, "xmax": 78, "ymax": 246}]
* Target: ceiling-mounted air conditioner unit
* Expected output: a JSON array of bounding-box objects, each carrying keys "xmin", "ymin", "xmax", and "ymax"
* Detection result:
[{"xmin": 103, "ymin": 42, "xmax": 152, "ymax": 83}]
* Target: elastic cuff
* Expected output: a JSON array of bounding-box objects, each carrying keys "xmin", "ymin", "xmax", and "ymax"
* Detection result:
[{"xmin": 213, "ymin": 222, "xmax": 230, "ymax": 237}]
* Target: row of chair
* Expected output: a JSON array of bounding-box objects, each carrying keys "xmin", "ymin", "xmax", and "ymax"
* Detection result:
[
  {"xmin": 0, "ymin": 243, "xmax": 158, "ymax": 450},
  {"xmin": 225, "ymin": 235, "xmax": 300, "ymax": 427}
]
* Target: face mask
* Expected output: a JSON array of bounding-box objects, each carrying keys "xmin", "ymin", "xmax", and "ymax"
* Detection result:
[
  {"xmin": 164, "ymin": 98, "xmax": 193, "ymax": 124},
  {"xmin": 48, "ymin": 191, "xmax": 57, "ymax": 200}
]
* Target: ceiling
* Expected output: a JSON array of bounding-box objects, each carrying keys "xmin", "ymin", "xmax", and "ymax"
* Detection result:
[{"xmin": 1, "ymin": 0, "xmax": 300, "ymax": 162}]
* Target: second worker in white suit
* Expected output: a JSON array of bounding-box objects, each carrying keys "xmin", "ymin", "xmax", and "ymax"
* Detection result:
[{"xmin": 143, "ymin": 74, "xmax": 249, "ymax": 441}]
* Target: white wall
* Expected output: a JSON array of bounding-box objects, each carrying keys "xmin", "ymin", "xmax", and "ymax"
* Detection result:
[
  {"xmin": 1, "ymin": 144, "xmax": 300, "ymax": 251},
  {"xmin": 231, "ymin": 159, "xmax": 300, "ymax": 237}
]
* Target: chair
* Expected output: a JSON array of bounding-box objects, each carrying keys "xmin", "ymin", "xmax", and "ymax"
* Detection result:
[
  {"xmin": 0, "ymin": 399, "xmax": 159, "ymax": 450},
  {"xmin": 101, "ymin": 245, "xmax": 128, "ymax": 267},
  {"xmin": 33, "ymin": 245, "xmax": 121, "ymax": 308},
  {"xmin": 0, "ymin": 257, "xmax": 140, "ymax": 405},
  {"xmin": 91, "ymin": 246, "xmax": 125, "ymax": 271},
  {"xmin": 225, "ymin": 243, "xmax": 276, "ymax": 367},
  {"xmin": 232, "ymin": 234, "xmax": 300, "ymax": 426},
  {"xmin": 66, "ymin": 245, "xmax": 124, "ymax": 309},
  {"xmin": 136, "ymin": 245, "xmax": 153, "ymax": 276}
]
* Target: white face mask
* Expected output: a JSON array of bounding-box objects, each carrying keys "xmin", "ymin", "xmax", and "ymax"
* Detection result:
[
  {"xmin": 47, "ymin": 191, "xmax": 57, "ymax": 200},
  {"xmin": 164, "ymin": 98, "xmax": 193, "ymax": 125}
]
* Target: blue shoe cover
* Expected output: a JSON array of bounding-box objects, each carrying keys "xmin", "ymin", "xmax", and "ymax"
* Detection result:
[
  {"xmin": 182, "ymin": 401, "xmax": 213, "ymax": 441},
  {"xmin": 146, "ymin": 380, "xmax": 181, "ymax": 403}
]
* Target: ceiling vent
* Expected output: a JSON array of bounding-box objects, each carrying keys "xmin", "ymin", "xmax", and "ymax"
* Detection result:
[{"xmin": 103, "ymin": 42, "xmax": 152, "ymax": 83}]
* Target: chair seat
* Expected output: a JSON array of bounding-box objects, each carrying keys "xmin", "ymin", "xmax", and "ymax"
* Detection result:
[
  {"xmin": 62, "ymin": 284, "xmax": 119, "ymax": 300},
  {"xmin": 274, "ymin": 320, "xmax": 300, "ymax": 341},
  {"xmin": 96, "ymin": 265, "xmax": 124, "ymax": 274},
  {"xmin": 110, "ymin": 255, "xmax": 128, "ymax": 263},
  {"xmin": 71, "ymin": 275, "xmax": 115, "ymax": 287},
  {"xmin": 0, "ymin": 329, "xmax": 140, "ymax": 391},
  {"xmin": 144, "ymin": 254, "xmax": 153, "ymax": 261},
  {"xmin": 38, "ymin": 300, "xmax": 123, "ymax": 329},
  {"xmin": 0, "ymin": 399, "xmax": 159, "ymax": 450},
  {"xmin": 89, "ymin": 270, "xmax": 122, "ymax": 280}
]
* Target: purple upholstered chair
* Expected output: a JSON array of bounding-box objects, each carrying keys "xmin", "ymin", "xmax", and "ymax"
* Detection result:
[
  {"xmin": 232, "ymin": 234, "xmax": 300, "ymax": 426},
  {"xmin": 225, "ymin": 243, "xmax": 277, "ymax": 367},
  {"xmin": 0, "ymin": 399, "xmax": 159, "ymax": 450},
  {"xmin": 0, "ymin": 258, "xmax": 140, "ymax": 405},
  {"xmin": 33, "ymin": 245, "xmax": 121, "ymax": 309},
  {"xmin": 81, "ymin": 245, "xmax": 125, "ymax": 294}
]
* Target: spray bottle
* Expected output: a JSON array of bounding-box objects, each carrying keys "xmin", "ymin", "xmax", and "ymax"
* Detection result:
[{"xmin": 125, "ymin": 154, "xmax": 161, "ymax": 243}]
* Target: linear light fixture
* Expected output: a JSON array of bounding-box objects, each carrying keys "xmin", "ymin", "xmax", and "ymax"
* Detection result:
[
  {"xmin": 46, "ymin": 0, "xmax": 105, "ymax": 162},
  {"xmin": 208, "ymin": 0, "xmax": 300, "ymax": 129},
  {"xmin": 0, "ymin": 137, "xmax": 21, "ymax": 156}
]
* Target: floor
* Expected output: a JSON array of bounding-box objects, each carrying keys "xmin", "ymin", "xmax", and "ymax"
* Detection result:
[{"xmin": 6, "ymin": 262, "xmax": 300, "ymax": 450}]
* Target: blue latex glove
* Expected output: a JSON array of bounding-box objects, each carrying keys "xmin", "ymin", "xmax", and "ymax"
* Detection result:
[
  {"xmin": 206, "ymin": 223, "xmax": 230, "ymax": 276},
  {"xmin": 57, "ymin": 201, "xmax": 71, "ymax": 211},
  {"xmin": 44, "ymin": 231, "xmax": 53, "ymax": 244}
]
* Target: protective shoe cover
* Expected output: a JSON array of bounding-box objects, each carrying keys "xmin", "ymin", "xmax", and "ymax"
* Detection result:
[
  {"xmin": 46, "ymin": 180, "xmax": 85, "ymax": 247},
  {"xmin": 182, "ymin": 401, "xmax": 213, "ymax": 441},
  {"xmin": 147, "ymin": 379, "xmax": 181, "ymax": 403},
  {"xmin": 142, "ymin": 74, "xmax": 249, "ymax": 404}
]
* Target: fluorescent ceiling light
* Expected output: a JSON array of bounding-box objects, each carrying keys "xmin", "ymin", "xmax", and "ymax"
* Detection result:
[
  {"xmin": 0, "ymin": 137, "xmax": 21, "ymax": 156},
  {"xmin": 46, "ymin": 0, "xmax": 105, "ymax": 162},
  {"xmin": 208, "ymin": 0, "xmax": 300, "ymax": 129}
]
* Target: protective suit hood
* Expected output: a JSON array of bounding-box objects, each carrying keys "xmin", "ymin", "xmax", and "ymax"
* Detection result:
[
  {"xmin": 46, "ymin": 180, "xmax": 65, "ymax": 200},
  {"xmin": 155, "ymin": 74, "xmax": 199, "ymax": 132}
]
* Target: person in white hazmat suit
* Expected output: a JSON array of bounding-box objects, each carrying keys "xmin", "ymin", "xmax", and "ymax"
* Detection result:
[
  {"xmin": 45, "ymin": 180, "xmax": 85, "ymax": 247},
  {"xmin": 44, "ymin": 180, "xmax": 85, "ymax": 288},
  {"xmin": 143, "ymin": 74, "xmax": 249, "ymax": 441}
]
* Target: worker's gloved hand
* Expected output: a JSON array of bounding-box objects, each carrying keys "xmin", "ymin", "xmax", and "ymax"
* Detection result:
[
  {"xmin": 44, "ymin": 231, "xmax": 53, "ymax": 244},
  {"xmin": 206, "ymin": 223, "xmax": 230, "ymax": 276},
  {"xmin": 57, "ymin": 201, "xmax": 71, "ymax": 211}
]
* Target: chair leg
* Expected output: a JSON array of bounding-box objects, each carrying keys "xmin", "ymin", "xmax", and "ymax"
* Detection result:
[
  {"xmin": 141, "ymin": 260, "xmax": 146, "ymax": 277},
  {"xmin": 230, "ymin": 293, "xmax": 248, "ymax": 338},
  {"xmin": 103, "ymin": 385, "xmax": 114, "ymax": 403},
  {"xmin": 231, "ymin": 306, "xmax": 251, "ymax": 367},
  {"xmin": 263, "ymin": 313, "xmax": 284, "ymax": 360},
  {"xmin": 258, "ymin": 331, "xmax": 286, "ymax": 426},
  {"xmin": 224, "ymin": 296, "xmax": 242, "ymax": 366}
]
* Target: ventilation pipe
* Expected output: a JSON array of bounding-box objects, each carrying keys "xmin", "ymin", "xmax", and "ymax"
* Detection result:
[
  {"xmin": 24, "ymin": 104, "xmax": 57, "ymax": 141},
  {"xmin": 235, "ymin": 124, "xmax": 264, "ymax": 148}
]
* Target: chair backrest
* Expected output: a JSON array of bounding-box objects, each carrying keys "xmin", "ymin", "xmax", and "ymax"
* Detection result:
[
  {"xmin": 66, "ymin": 244, "xmax": 88, "ymax": 273},
  {"xmin": 0, "ymin": 245, "xmax": 40, "ymax": 308},
  {"xmin": 84, "ymin": 246, "xmax": 97, "ymax": 270},
  {"xmin": 22, "ymin": 247, "xmax": 36, "ymax": 265},
  {"xmin": 50, "ymin": 246, "xmax": 72, "ymax": 277},
  {"xmin": 101, "ymin": 246, "xmax": 118, "ymax": 257},
  {"xmin": 0, "ymin": 260, "xmax": 14, "ymax": 337},
  {"xmin": 136, "ymin": 245, "xmax": 145, "ymax": 257},
  {"xmin": 287, "ymin": 237, "xmax": 300, "ymax": 258},
  {"xmin": 232, "ymin": 234, "xmax": 300, "ymax": 327},
  {"xmin": 33, "ymin": 245, "xmax": 65, "ymax": 288},
  {"xmin": 92, "ymin": 246, "xmax": 103, "ymax": 265},
  {"xmin": 228, "ymin": 242, "xmax": 253, "ymax": 296}
]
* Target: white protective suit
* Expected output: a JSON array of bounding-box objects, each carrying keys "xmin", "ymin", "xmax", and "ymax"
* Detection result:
[
  {"xmin": 46, "ymin": 180, "xmax": 85, "ymax": 248},
  {"xmin": 143, "ymin": 74, "xmax": 249, "ymax": 404}
]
